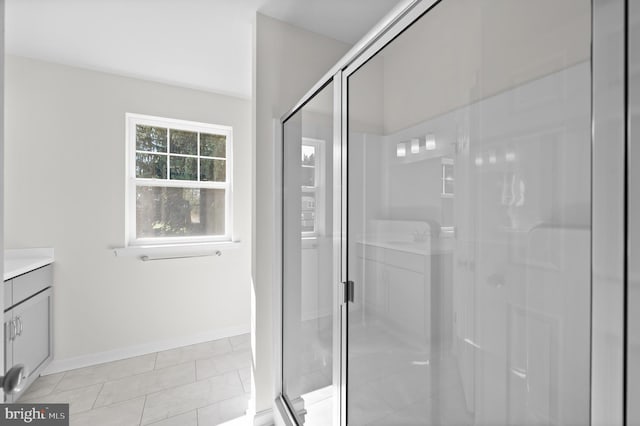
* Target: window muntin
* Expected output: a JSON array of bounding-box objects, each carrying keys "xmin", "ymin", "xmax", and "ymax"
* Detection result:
[{"xmin": 127, "ymin": 113, "xmax": 232, "ymax": 245}]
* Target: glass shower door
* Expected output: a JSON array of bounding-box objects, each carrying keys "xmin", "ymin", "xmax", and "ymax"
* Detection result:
[
  {"xmin": 282, "ymin": 81, "xmax": 336, "ymax": 424},
  {"xmin": 345, "ymin": 1, "xmax": 592, "ymax": 424}
]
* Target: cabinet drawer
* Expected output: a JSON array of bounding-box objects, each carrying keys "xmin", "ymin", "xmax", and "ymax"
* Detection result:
[
  {"xmin": 360, "ymin": 244, "xmax": 425, "ymax": 273},
  {"xmin": 383, "ymin": 250, "xmax": 425, "ymax": 273},
  {"xmin": 3, "ymin": 280, "xmax": 12, "ymax": 311},
  {"xmin": 12, "ymin": 265, "xmax": 52, "ymax": 305}
]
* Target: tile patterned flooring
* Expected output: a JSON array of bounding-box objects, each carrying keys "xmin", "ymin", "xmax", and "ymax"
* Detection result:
[
  {"xmin": 289, "ymin": 314, "xmax": 471, "ymax": 425},
  {"xmin": 17, "ymin": 334, "xmax": 252, "ymax": 426}
]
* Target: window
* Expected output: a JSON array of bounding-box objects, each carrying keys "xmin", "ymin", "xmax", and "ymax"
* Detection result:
[
  {"xmin": 441, "ymin": 158, "xmax": 454, "ymax": 197},
  {"xmin": 126, "ymin": 113, "xmax": 232, "ymax": 245},
  {"xmin": 301, "ymin": 138, "xmax": 325, "ymax": 237}
]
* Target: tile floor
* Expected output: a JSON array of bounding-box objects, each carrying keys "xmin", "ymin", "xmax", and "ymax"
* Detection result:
[
  {"xmin": 288, "ymin": 313, "xmax": 470, "ymax": 425},
  {"xmin": 17, "ymin": 333, "xmax": 252, "ymax": 426}
]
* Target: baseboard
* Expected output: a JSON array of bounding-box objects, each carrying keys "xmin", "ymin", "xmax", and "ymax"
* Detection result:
[
  {"xmin": 252, "ymin": 407, "xmax": 274, "ymax": 426},
  {"xmin": 42, "ymin": 324, "xmax": 250, "ymax": 375},
  {"xmin": 273, "ymin": 396, "xmax": 296, "ymax": 426}
]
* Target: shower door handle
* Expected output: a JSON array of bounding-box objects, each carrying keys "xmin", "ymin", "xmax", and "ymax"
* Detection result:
[{"xmin": 342, "ymin": 281, "xmax": 354, "ymax": 304}]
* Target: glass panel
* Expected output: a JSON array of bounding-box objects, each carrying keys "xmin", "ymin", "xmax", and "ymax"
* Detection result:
[
  {"xmin": 302, "ymin": 145, "xmax": 316, "ymax": 165},
  {"xmin": 282, "ymin": 81, "xmax": 334, "ymax": 423},
  {"xmin": 628, "ymin": 1, "xmax": 640, "ymax": 422},
  {"xmin": 170, "ymin": 129, "xmax": 197, "ymax": 155},
  {"xmin": 136, "ymin": 125, "xmax": 167, "ymax": 152},
  {"xmin": 347, "ymin": 1, "xmax": 591, "ymax": 425},
  {"xmin": 136, "ymin": 186, "xmax": 225, "ymax": 238},
  {"xmin": 301, "ymin": 167, "xmax": 315, "ymax": 187},
  {"xmin": 169, "ymin": 156, "xmax": 197, "ymax": 181},
  {"xmin": 302, "ymin": 145, "xmax": 317, "ymax": 186},
  {"xmin": 200, "ymin": 158, "xmax": 226, "ymax": 182},
  {"xmin": 301, "ymin": 191, "xmax": 316, "ymax": 233},
  {"xmin": 135, "ymin": 153, "xmax": 167, "ymax": 179},
  {"xmin": 201, "ymin": 133, "xmax": 226, "ymax": 157}
]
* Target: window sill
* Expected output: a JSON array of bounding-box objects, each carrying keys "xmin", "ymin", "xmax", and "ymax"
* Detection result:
[{"xmin": 113, "ymin": 241, "xmax": 241, "ymax": 261}]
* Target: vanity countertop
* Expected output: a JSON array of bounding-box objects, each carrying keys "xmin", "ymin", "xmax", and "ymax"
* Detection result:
[
  {"xmin": 358, "ymin": 239, "xmax": 430, "ymax": 255},
  {"xmin": 4, "ymin": 248, "xmax": 55, "ymax": 281}
]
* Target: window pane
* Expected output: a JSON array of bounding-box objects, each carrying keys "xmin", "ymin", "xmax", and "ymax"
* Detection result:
[
  {"xmin": 136, "ymin": 153, "xmax": 167, "ymax": 179},
  {"xmin": 201, "ymin": 133, "xmax": 226, "ymax": 157},
  {"xmin": 169, "ymin": 156, "xmax": 197, "ymax": 181},
  {"xmin": 170, "ymin": 129, "xmax": 197, "ymax": 155},
  {"xmin": 301, "ymin": 166, "xmax": 315, "ymax": 186},
  {"xmin": 301, "ymin": 192, "xmax": 316, "ymax": 233},
  {"xmin": 136, "ymin": 125, "xmax": 167, "ymax": 152},
  {"xmin": 443, "ymin": 180, "xmax": 454, "ymax": 195},
  {"xmin": 302, "ymin": 145, "xmax": 315, "ymax": 165},
  {"xmin": 200, "ymin": 158, "xmax": 226, "ymax": 182},
  {"xmin": 136, "ymin": 186, "xmax": 225, "ymax": 238}
]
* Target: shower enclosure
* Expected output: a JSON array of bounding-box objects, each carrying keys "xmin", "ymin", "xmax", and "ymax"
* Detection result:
[{"xmin": 276, "ymin": 0, "xmax": 636, "ymax": 424}]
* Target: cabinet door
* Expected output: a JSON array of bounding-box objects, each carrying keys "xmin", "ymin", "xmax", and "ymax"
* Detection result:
[
  {"xmin": 4, "ymin": 311, "xmax": 15, "ymax": 403},
  {"xmin": 386, "ymin": 265, "xmax": 425, "ymax": 339},
  {"xmin": 12, "ymin": 289, "xmax": 51, "ymax": 380},
  {"xmin": 363, "ymin": 259, "xmax": 387, "ymax": 314},
  {"xmin": 4, "ymin": 311, "xmax": 14, "ymax": 371}
]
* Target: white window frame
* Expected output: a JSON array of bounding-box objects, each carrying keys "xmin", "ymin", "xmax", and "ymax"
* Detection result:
[{"xmin": 125, "ymin": 113, "xmax": 233, "ymax": 246}]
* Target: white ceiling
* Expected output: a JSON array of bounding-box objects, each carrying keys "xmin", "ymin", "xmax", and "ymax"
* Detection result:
[{"xmin": 5, "ymin": 0, "xmax": 402, "ymax": 99}]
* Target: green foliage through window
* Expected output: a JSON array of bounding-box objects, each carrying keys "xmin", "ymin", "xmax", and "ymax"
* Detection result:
[
  {"xmin": 136, "ymin": 125, "xmax": 167, "ymax": 152},
  {"xmin": 170, "ymin": 130, "xmax": 197, "ymax": 155},
  {"xmin": 131, "ymin": 116, "xmax": 231, "ymax": 241},
  {"xmin": 201, "ymin": 133, "xmax": 226, "ymax": 157},
  {"xmin": 136, "ymin": 186, "xmax": 226, "ymax": 238},
  {"xmin": 134, "ymin": 126, "xmax": 227, "ymax": 183}
]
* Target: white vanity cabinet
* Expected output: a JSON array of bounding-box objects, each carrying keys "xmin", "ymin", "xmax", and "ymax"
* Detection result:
[
  {"xmin": 355, "ymin": 240, "xmax": 453, "ymax": 348},
  {"xmin": 3, "ymin": 264, "xmax": 53, "ymax": 402},
  {"xmin": 356, "ymin": 242, "xmax": 430, "ymax": 341}
]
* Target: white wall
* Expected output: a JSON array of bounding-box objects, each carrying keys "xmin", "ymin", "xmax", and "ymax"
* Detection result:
[
  {"xmin": 4, "ymin": 55, "xmax": 252, "ymax": 367},
  {"xmin": 253, "ymin": 13, "xmax": 349, "ymax": 419}
]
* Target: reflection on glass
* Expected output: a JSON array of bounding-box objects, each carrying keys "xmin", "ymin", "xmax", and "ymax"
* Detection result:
[
  {"xmin": 425, "ymin": 133, "xmax": 436, "ymax": 151},
  {"xmin": 302, "ymin": 145, "xmax": 316, "ymax": 165},
  {"xmin": 347, "ymin": 1, "xmax": 591, "ymax": 425},
  {"xmin": 136, "ymin": 186, "xmax": 225, "ymax": 238},
  {"xmin": 282, "ymin": 82, "xmax": 334, "ymax": 423},
  {"xmin": 301, "ymin": 192, "xmax": 316, "ymax": 233},
  {"xmin": 441, "ymin": 160, "xmax": 454, "ymax": 196},
  {"xmin": 302, "ymin": 145, "xmax": 317, "ymax": 187},
  {"xmin": 301, "ymin": 168, "xmax": 315, "ymax": 187}
]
